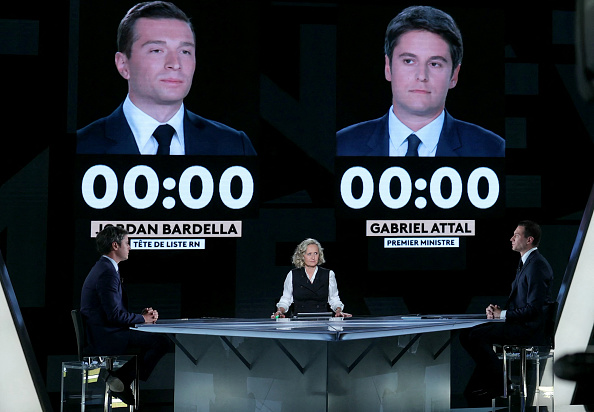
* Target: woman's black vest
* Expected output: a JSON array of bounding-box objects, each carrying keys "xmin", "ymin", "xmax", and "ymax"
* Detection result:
[{"xmin": 291, "ymin": 267, "xmax": 330, "ymax": 314}]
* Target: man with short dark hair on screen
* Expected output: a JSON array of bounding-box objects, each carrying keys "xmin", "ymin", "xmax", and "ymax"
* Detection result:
[
  {"xmin": 77, "ymin": 1, "xmax": 256, "ymax": 155},
  {"xmin": 459, "ymin": 220, "xmax": 554, "ymax": 406},
  {"xmin": 80, "ymin": 225, "xmax": 169, "ymax": 406},
  {"xmin": 337, "ymin": 5, "xmax": 504, "ymax": 157}
]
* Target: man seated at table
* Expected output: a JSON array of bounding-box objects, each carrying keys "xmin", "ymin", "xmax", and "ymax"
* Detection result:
[
  {"xmin": 80, "ymin": 225, "xmax": 169, "ymax": 406},
  {"xmin": 459, "ymin": 220, "xmax": 554, "ymax": 405}
]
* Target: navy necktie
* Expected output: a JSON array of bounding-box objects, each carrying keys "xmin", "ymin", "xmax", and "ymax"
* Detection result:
[
  {"xmin": 153, "ymin": 124, "xmax": 175, "ymax": 155},
  {"xmin": 517, "ymin": 259, "xmax": 523, "ymax": 274},
  {"xmin": 405, "ymin": 134, "xmax": 421, "ymax": 157}
]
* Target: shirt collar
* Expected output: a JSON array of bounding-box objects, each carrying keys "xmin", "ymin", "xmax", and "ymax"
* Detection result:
[
  {"xmin": 122, "ymin": 95, "xmax": 185, "ymax": 154},
  {"xmin": 102, "ymin": 255, "xmax": 119, "ymax": 273},
  {"xmin": 521, "ymin": 247, "xmax": 538, "ymax": 264},
  {"xmin": 388, "ymin": 106, "xmax": 445, "ymax": 156},
  {"xmin": 304, "ymin": 266, "xmax": 318, "ymax": 280}
]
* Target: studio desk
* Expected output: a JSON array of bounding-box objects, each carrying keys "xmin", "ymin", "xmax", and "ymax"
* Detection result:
[{"xmin": 134, "ymin": 315, "xmax": 499, "ymax": 412}]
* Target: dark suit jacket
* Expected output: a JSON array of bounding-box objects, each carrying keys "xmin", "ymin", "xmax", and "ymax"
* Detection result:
[
  {"xmin": 77, "ymin": 104, "xmax": 257, "ymax": 155},
  {"xmin": 505, "ymin": 249, "xmax": 554, "ymax": 337},
  {"xmin": 80, "ymin": 256, "xmax": 144, "ymax": 355},
  {"xmin": 336, "ymin": 110, "xmax": 505, "ymax": 157}
]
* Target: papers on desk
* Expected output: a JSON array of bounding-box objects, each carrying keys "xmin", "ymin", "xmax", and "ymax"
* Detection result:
[
  {"xmin": 274, "ymin": 316, "xmax": 344, "ymax": 322},
  {"xmin": 294, "ymin": 312, "xmax": 333, "ymax": 319},
  {"xmin": 401, "ymin": 314, "xmax": 487, "ymax": 320}
]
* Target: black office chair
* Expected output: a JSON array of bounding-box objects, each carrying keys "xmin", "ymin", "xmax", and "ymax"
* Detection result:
[
  {"xmin": 71, "ymin": 309, "xmax": 87, "ymax": 362},
  {"xmin": 499, "ymin": 301, "xmax": 558, "ymax": 411},
  {"xmin": 68, "ymin": 309, "xmax": 138, "ymax": 411}
]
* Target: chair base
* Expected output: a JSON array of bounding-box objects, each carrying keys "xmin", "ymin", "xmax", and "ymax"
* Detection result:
[
  {"xmin": 496, "ymin": 346, "xmax": 554, "ymax": 412},
  {"xmin": 61, "ymin": 356, "xmax": 138, "ymax": 412}
]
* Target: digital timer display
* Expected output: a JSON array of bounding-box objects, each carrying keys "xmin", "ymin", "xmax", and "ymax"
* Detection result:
[
  {"xmin": 76, "ymin": 155, "xmax": 259, "ymax": 220},
  {"xmin": 341, "ymin": 165, "xmax": 499, "ymax": 210},
  {"xmin": 82, "ymin": 164, "xmax": 254, "ymax": 210},
  {"xmin": 335, "ymin": 157, "xmax": 505, "ymax": 219}
]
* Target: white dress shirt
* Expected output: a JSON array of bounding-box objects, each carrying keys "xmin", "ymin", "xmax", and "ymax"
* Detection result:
[
  {"xmin": 276, "ymin": 266, "xmax": 345, "ymax": 313},
  {"xmin": 122, "ymin": 95, "xmax": 186, "ymax": 155},
  {"xmin": 388, "ymin": 106, "xmax": 445, "ymax": 157}
]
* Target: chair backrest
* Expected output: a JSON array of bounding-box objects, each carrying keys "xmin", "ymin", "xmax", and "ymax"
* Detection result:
[{"xmin": 71, "ymin": 309, "xmax": 85, "ymax": 361}]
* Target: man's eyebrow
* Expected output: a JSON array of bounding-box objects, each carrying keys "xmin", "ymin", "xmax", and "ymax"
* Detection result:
[
  {"xmin": 428, "ymin": 55, "xmax": 449, "ymax": 63},
  {"xmin": 140, "ymin": 40, "xmax": 196, "ymax": 48},
  {"xmin": 398, "ymin": 52, "xmax": 418, "ymax": 59},
  {"xmin": 140, "ymin": 40, "xmax": 166, "ymax": 48},
  {"xmin": 397, "ymin": 52, "xmax": 449, "ymax": 63}
]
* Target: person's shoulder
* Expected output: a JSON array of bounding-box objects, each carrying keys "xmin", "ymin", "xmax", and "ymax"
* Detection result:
[
  {"xmin": 337, "ymin": 115, "xmax": 386, "ymax": 137},
  {"xmin": 185, "ymin": 110, "xmax": 244, "ymax": 136},
  {"xmin": 336, "ymin": 115, "xmax": 388, "ymax": 156},
  {"xmin": 530, "ymin": 249, "xmax": 552, "ymax": 265},
  {"xmin": 78, "ymin": 105, "xmax": 123, "ymax": 134},
  {"xmin": 77, "ymin": 115, "xmax": 109, "ymax": 139},
  {"xmin": 523, "ymin": 250, "xmax": 552, "ymax": 275},
  {"xmin": 76, "ymin": 106, "xmax": 125, "ymax": 153},
  {"xmin": 85, "ymin": 257, "xmax": 111, "ymax": 279},
  {"xmin": 452, "ymin": 117, "xmax": 502, "ymax": 140},
  {"xmin": 448, "ymin": 115, "xmax": 505, "ymax": 157},
  {"xmin": 92, "ymin": 256, "xmax": 114, "ymax": 270},
  {"xmin": 185, "ymin": 110, "xmax": 257, "ymax": 155}
]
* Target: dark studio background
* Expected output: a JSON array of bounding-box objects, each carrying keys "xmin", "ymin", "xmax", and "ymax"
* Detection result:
[{"xmin": 0, "ymin": 0, "xmax": 593, "ymax": 410}]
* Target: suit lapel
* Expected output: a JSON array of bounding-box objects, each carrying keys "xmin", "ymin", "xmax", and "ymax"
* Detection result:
[
  {"xmin": 184, "ymin": 110, "xmax": 200, "ymax": 155},
  {"xmin": 105, "ymin": 105, "xmax": 141, "ymax": 154},
  {"xmin": 509, "ymin": 268, "xmax": 521, "ymax": 299},
  {"xmin": 184, "ymin": 110, "xmax": 213, "ymax": 155},
  {"xmin": 98, "ymin": 256, "xmax": 125, "ymax": 303},
  {"xmin": 366, "ymin": 113, "xmax": 390, "ymax": 156},
  {"xmin": 508, "ymin": 251, "xmax": 537, "ymax": 301},
  {"xmin": 435, "ymin": 111, "xmax": 462, "ymax": 156}
]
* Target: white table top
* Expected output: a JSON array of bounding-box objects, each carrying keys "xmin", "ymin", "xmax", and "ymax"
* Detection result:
[{"xmin": 133, "ymin": 315, "xmax": 501, "ymax": 341}]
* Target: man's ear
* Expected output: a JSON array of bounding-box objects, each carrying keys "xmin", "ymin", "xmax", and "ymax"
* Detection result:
[
  {"xmin": 112, "ymin": 241, "xmax": 120, "ymax": 251},
  {"xmin": 449, "ymin": 64, "xmax": 461, "ymax": 89},
  {"xmin": 115, "ymin": 52, "xmax": 130, "ymax": 80},
  {"xmin": 384, "ymin": 54, "xmax": 392, "ymax": 81}
]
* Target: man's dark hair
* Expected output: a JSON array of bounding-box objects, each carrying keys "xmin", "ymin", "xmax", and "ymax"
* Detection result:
[
  {"xmin": 96, "ymin": 225, "xmax": 129, "ymax": 255},
  {"xmin": 117, "ymin": 1, "xmax": 194, "ymax": 58},
  {"xmin": 518, "ymin": 220, "xmax": 542, "ymax": 247},
  {"xmin": 384, "ymin": 5, "xmax": 463, "ymax": 75}
]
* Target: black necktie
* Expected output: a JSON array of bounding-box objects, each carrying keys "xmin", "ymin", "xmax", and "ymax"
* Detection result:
[
  {"xmin": 405, "ymin": 134, "xmax": 421, "ymax": 157},
  {"xmin": 153, "ymin": 124, "xmax": 175, "ymax": 155},
  {"xmin": 517, "ymin": 259, "xmax": 523, "ymax": 273}
]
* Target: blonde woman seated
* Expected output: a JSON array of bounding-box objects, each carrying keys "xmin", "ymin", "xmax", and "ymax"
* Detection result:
[{"xmin": 272, "ymin": 238, "xmax": 352, "ymax": 318}]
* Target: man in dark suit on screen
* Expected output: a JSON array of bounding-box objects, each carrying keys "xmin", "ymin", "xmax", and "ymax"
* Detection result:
[
  {"xmin": 337, "ymin": 6, "xmax": 504, "ymax": 157},
  {"xmin": 77, "ymin": 1, "xmax": 256, "ymax": 156},
  {"xmin": 459, "ymin": 220, "xmax": 554, "ymax": 405},
  {"xmin": 80, "ymin": 225, "xmax": 168, "ymax": 406}
]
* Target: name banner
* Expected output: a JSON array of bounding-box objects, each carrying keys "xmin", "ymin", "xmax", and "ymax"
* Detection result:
[
  {"xmin": 384, "ymin": 237, "xmax": 460, "ymax": 248},
  {"xmin": 367, "ymin": 220, "xmax": 475, "ymax": 237},
  {"xmin": 90, "ymin": 221, "xmax": 242, "ymax": 237},
  {"xmin": 130, "ymin": 238, "xmax": 206, "ymax": 250}
]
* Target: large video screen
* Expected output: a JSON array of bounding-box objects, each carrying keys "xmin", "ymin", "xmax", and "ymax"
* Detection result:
[{"xmin": 72, "ymin": 1, "xmax": 508, "ymax": 318}]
